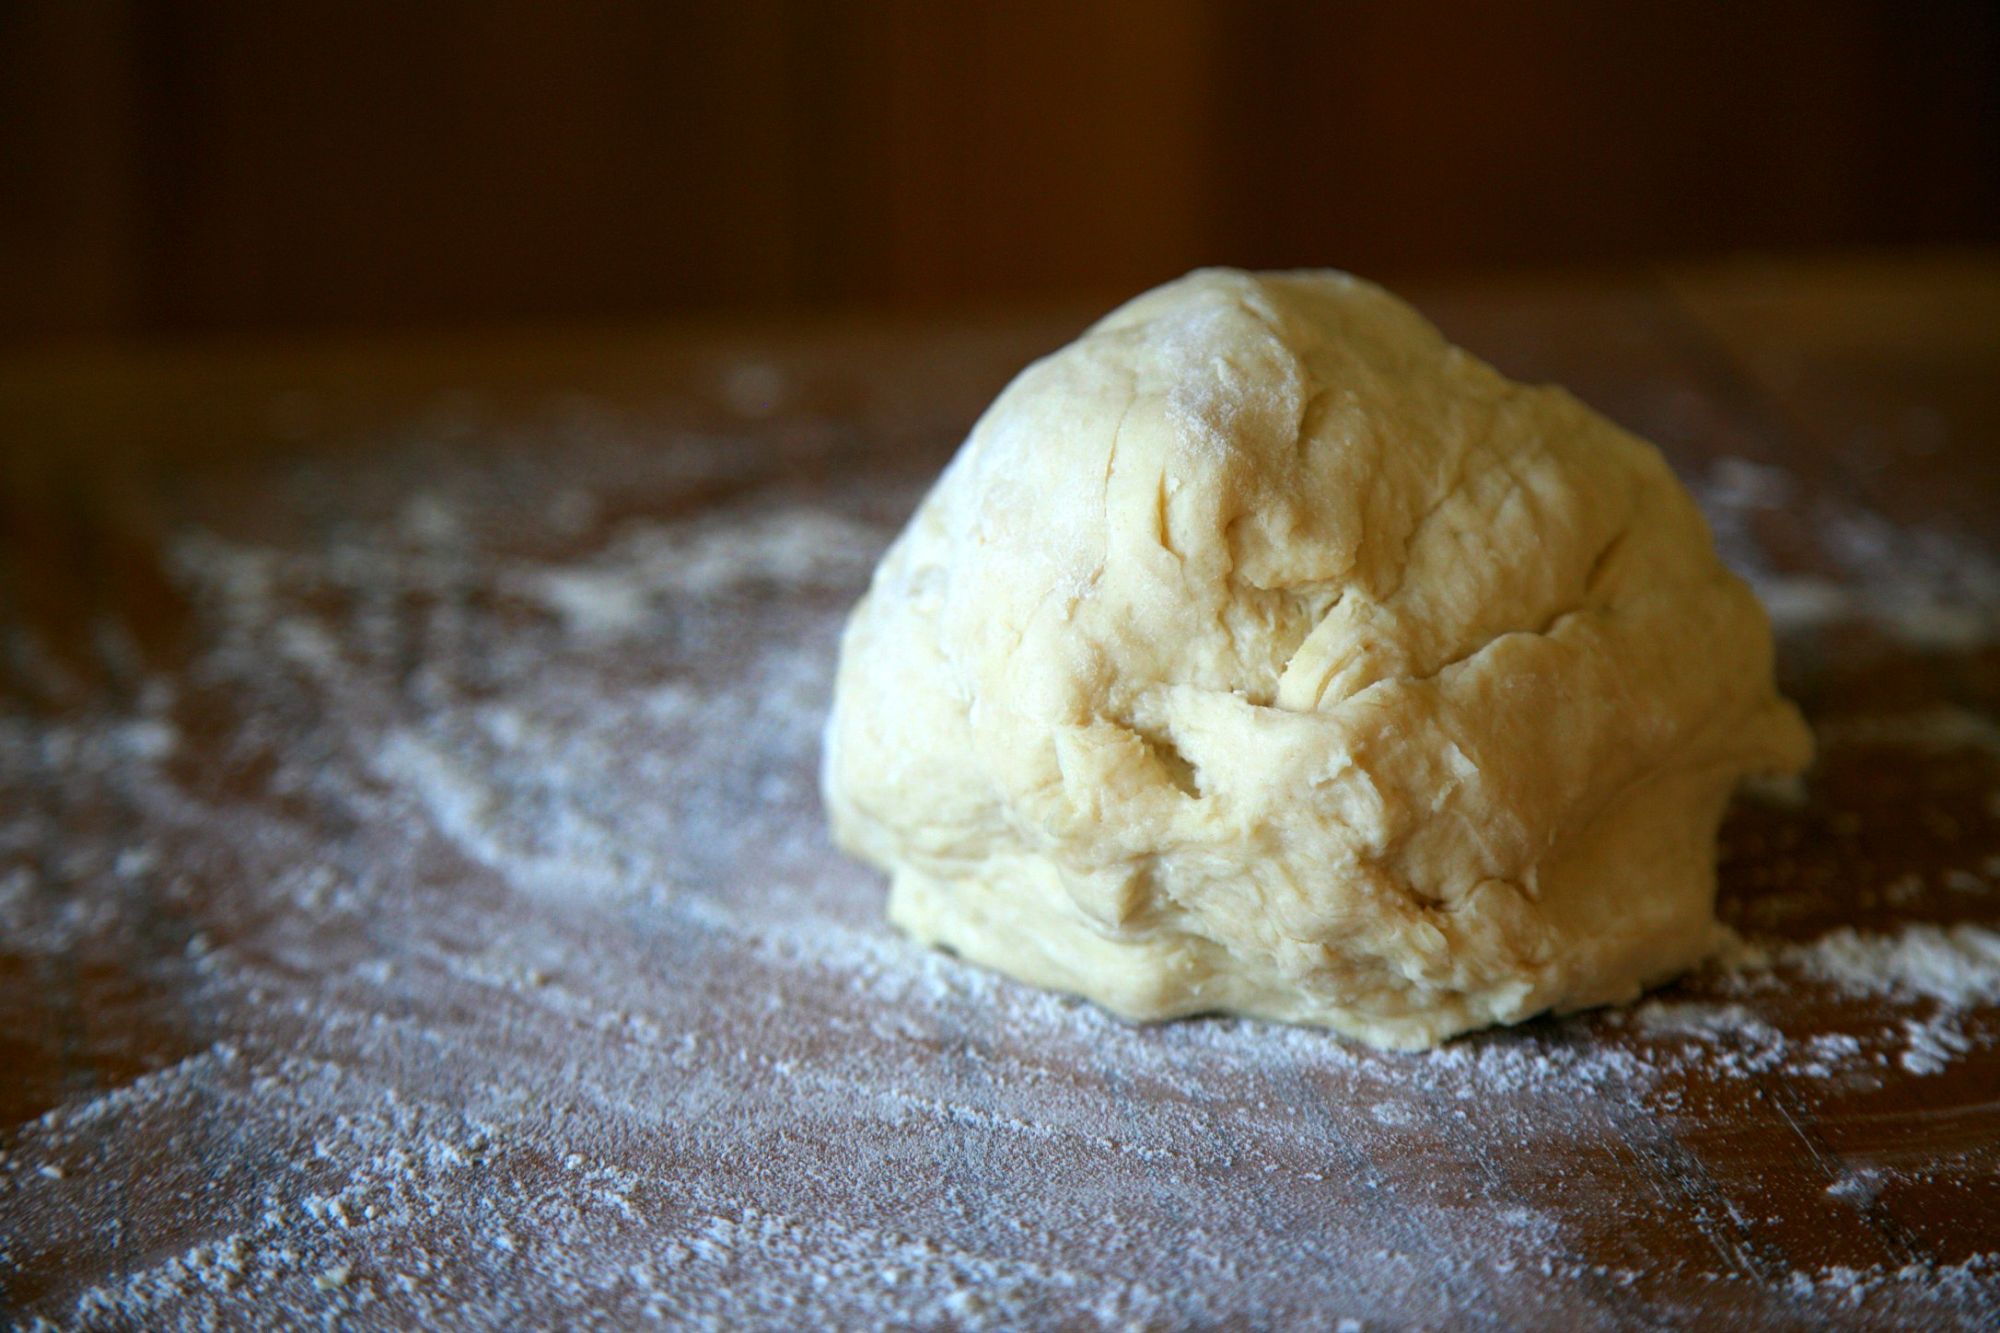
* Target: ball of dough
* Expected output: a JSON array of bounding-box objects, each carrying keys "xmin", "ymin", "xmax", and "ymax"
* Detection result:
[{"xmin": 822, "ymin": 269, "xmax": 1810, "ymax": 1049}]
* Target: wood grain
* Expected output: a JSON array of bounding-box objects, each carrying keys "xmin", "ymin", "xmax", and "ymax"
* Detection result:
[{"xmin": 0, "ymin": 256, "xmax": 1996, "ymax": 1327}]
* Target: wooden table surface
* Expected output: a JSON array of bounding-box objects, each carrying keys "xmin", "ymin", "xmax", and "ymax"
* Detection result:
[{"xmin": 2, "ymin": 254, "xmax": 1997, "ymax": 1330}]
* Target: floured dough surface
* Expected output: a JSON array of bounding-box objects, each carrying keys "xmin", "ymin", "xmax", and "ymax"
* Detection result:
[{"xmin": 822, "ymin": 268, "xmax": 1810, "ymax": 1049}]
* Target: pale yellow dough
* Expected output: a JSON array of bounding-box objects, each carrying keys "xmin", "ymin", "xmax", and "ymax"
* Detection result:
[{"xmin": 822, "ymin": 269, "xmax": 1810, "ymax": 1049}]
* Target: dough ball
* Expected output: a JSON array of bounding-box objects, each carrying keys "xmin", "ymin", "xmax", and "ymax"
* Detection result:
[{"xmin": 822, "ymin": 269, "xmax": 1810, "ymax": 1049}]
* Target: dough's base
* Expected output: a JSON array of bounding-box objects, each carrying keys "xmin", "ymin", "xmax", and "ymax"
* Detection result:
[
  {"xmin": 886, "ymin": 866, "xmax": 1713, "ymax": 1051},
  {"xmin": 864, "ymin": 758, "xmax": 1754, "ymax": 1050}
]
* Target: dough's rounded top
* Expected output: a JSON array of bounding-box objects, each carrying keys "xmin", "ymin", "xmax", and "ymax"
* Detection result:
[{"xmin": 824, "ymin": 268, "xmax": 1810, "ymax": 1048}]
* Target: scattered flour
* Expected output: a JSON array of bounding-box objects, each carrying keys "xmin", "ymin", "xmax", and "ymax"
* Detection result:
[
  {"xmin": 516, "ymin": 507, "xmax": 880, "ymax": 641},
  {"xmin": 1703, "ymin": 923, "xmax": 2000, "ymax": 1079},
  {"xmin": 1697, "ymin": 456, "xmax": 2000, "ymax": 650},
  {"xmin": 1, "ymin": 427, "xmax": 1995, "ymax": 1329},
  {"xmin": 1813, "ymin": 709, "xmax": 2000, "ymax": 757},
  {"xmin": 1784, "ymin": 923, "xmax": 2000, "ymax": 1006},
  {"xmin": 1752, "ymin": 577, "xmax": 2000, "ymax": 651}
]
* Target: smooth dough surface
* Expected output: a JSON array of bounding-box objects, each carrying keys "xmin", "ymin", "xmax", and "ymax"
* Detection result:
[{"xmin": 822, "ymin": 268, "xmax": 1811, "ymax": 1049}]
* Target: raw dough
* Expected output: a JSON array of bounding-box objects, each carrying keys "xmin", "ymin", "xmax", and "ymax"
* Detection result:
[{"xmin": 822, "ymin": 269, "xmax": 1810, "ymax": 1049}]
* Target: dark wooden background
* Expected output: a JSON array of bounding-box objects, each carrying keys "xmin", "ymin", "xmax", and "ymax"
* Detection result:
[{"xmin": 4, "ymin": 1, "xmax": 1997, "ymax": 344}]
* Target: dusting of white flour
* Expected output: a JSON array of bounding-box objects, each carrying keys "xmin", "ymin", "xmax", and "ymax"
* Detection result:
[{"xmin": 0, "ymin": 414, "xmax": 1996, "ymax": 1331}]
